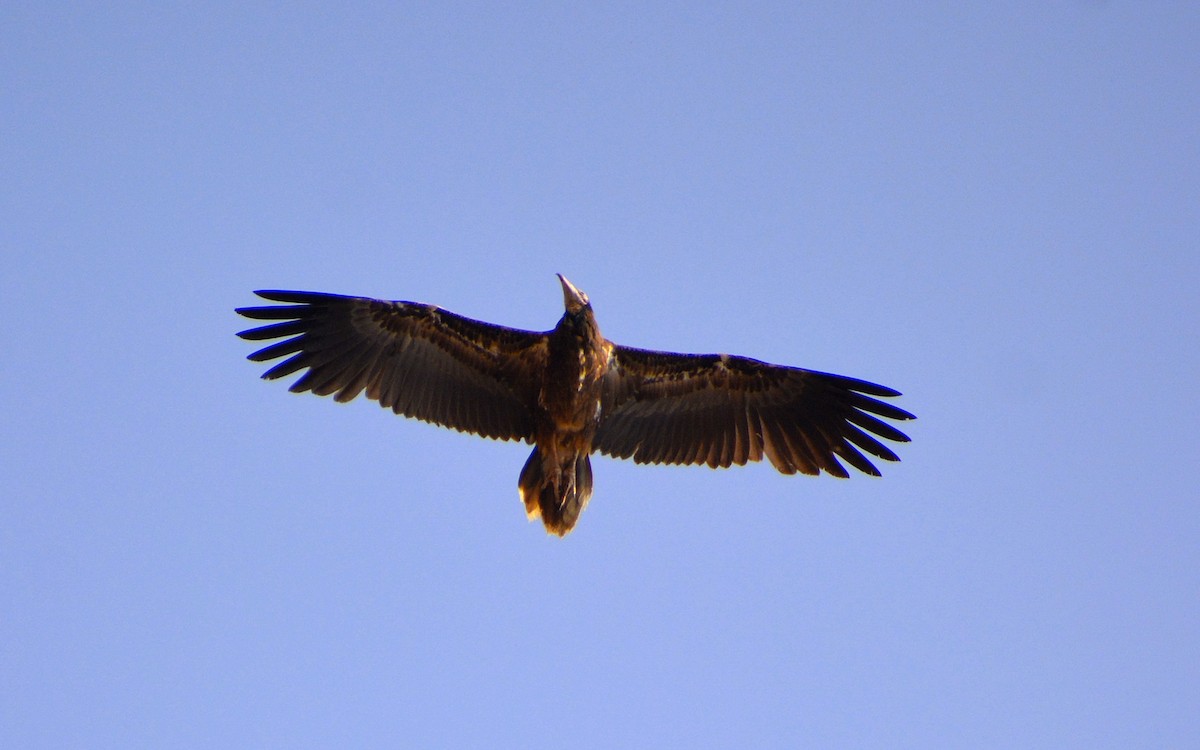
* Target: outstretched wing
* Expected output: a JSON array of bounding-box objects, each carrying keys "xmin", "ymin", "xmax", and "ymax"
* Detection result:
[
  {"xmin": 595, "ymin": 346, "xmax": 914, "ymax": 477},
  {"xmin": 236, "ymin": 291, "xmax": 547, "ymax": 442}
]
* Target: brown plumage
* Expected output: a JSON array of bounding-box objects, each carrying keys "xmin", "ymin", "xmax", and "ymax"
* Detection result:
[{"xmin": 236, "ymin": 275, "xmax": 914, "ymax": 536}]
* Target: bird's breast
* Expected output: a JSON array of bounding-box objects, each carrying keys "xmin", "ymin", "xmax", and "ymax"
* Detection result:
[{"xmin": 539, "ymin": 337, "xmax": 610, "ymax": 433}]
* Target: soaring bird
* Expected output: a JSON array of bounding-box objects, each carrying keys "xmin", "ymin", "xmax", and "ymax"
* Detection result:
[{"xmin": 236, "ymin": 275, "xmax": 914, "ymax": 536}]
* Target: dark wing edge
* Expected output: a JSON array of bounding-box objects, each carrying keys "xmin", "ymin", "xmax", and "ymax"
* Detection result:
[
  {"xmin": 235, "ymin": 290, "xmax": 547, "ymax": 442},
  {"xmin": 595, "ymin": 346, "xmax": 914, "ymax": 478}
]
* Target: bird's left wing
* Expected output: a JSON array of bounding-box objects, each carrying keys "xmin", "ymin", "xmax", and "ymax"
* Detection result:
[
  {"xmin": 236, "ymin": 291, "xmax": 547, "ymax": 442},
  {"xmin": 595, "ymin": 346, "xmax": 914, "ymax": 477}
]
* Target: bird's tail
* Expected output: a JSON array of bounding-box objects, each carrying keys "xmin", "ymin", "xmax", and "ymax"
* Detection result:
[{"xmin": 518, "ymin": 447, "xmax": 593, "ymax": 537}]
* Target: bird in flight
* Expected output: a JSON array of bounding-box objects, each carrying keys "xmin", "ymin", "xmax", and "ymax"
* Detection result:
[{"xmin": 236, "ymin": 275, "xmax": 914, "ymax": 536}]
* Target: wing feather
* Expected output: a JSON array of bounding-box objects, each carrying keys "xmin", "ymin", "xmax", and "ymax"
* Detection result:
[
  {"xmin": 842, "ymin": 423, "xmax": 900, "ymax": 463},
  {"xmin": 236, "ymin": 291, "xmax": 545, "ymax": 442},
  {"xmin": 761, "ymin": 417, "xmax": 801, "ymax": 475},
  {"xmin": 238, "ymin": 320, "xmax": 310, "ymax": 341},
  {"xmin": 596, "ymin": 346, "xmax": 913, "ymax": 478},
  {"xmin": 846, "ymin": 409, "xmax": 910, "ymax": 444},
  {"xmin": 779, "ymin": 414, "xmax": 827, "ymax": 476}
]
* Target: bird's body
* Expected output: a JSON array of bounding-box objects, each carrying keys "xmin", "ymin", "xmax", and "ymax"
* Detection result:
[
  {"xmin": 237, "ymin": 275, "xmax": 914, "ymax": 536},
  {"xmin": 520, "ymin": 276, "xmax": 610, "ymax": 532}
]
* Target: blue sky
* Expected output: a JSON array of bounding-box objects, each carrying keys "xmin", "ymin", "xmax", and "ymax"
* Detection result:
[{"xmin": 3, "ymin": 2, "xmax": 1197, "ymax": 747}]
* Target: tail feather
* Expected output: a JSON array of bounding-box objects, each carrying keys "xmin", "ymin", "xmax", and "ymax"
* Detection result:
[{"xmin": 518, "ymin": 447, "xmax": 593, "ymax": 536}]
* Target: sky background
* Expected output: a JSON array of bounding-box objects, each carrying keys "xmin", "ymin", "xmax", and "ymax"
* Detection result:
[{"xmin": 3, "ymin": 2, "xmax": 1198, "ymax": 747}]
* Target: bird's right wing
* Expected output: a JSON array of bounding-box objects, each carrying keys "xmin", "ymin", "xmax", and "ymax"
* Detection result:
[
  {"xmin": 236, "ymin": 291, "xmax": 548, "ymax": 442},
  {"xmin": 595, "ymin": 346, "xmax": 914, "ymax": 477}
]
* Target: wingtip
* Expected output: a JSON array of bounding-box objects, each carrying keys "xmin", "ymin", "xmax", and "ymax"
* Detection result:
[
  {"xmin": 892, "ymin": 406, "xmax": 917, "ymax": 422},
  {"xmin": 253, "ymin": 290, "xmax": 307, "ymax": 302}
]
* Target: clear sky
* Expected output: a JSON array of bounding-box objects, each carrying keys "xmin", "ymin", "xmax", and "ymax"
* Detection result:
[{"xmin": 3, "ymin": 2, "xmax": 1197, "ymax": 747}]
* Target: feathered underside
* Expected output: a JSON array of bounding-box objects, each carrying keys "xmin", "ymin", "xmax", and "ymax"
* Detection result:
[
  {"xmin": 596, "ymin": 347, "xmax": 914, "ymax": 478},
  {"xmin": 236, "ymin": 291, "xmax": 548, "ymax": 442}
]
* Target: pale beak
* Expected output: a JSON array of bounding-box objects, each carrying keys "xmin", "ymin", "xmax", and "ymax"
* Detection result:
[{"xmin": 557, "ymin": 273, "xmax": 589, "ymax": 313}]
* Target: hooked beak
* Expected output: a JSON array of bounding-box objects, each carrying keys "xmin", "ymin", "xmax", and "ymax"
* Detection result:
[{"xmin": 557, "ymin": 274, "xmax": 589, "ymax": 314}]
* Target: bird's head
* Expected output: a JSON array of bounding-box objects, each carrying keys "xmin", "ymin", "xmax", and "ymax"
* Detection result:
[{"xmin": 557, "ymin": 274, "xmax": 590, "ymax": 315}]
